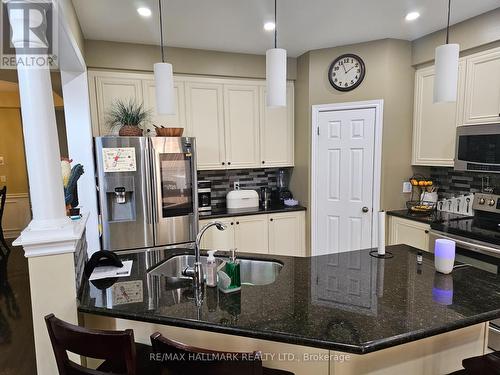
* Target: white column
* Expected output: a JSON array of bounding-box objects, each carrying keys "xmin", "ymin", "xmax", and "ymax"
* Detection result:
[
  {"xmin": 7, "ymin": 3, "xmax": 83, "ymax": 374},
  {"xmin": 8, "ymin": 0, "xmax": 69, "ymax": 230}
]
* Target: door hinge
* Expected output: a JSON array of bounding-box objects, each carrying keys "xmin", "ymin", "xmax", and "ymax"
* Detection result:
[{"xmin": 317, "ymin": 127, "xmax": 320, "ymax": 136}]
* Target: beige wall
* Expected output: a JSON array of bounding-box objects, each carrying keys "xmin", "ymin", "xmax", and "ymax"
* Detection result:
[
  {"xmin": 0, "ymin": 88, "xmax": 64, "ymax": 194},
  {"xmin": 291, "ymin": 39, "xmax": 414, "ymax": 218},
  {"xmin": 412, "ymin": 7, "xmax": 500, "ymax": 66},
  {"xmin": 0, "ymin": 108, "xmax": 28, "ymax": 194},
  {"xmin": 84, "ymin": 40, "xmax": 297, "ymax": 80}
]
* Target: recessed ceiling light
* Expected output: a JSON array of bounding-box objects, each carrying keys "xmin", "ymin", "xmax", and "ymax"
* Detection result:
[
  {"xmin": 264, "ymin": 22, "xmax": 276, "ymax": 31},
  {"xmin": 405, "ymin": 11, "xmax": 420, "ymax": 21},
  {"xmin": 137, "ymin": 7, "xmax": 152, "ymax": 17}
]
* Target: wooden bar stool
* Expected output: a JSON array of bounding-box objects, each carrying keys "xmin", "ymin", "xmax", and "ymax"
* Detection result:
[
  {"xmin": 461, "ymin": 351, "xmax": 500, "ymax": 374},
  {"xmin": 150, "ymin": 332, "xmax": 294, "ymax": 375},
  {"xmin": 0, "ymin": 186, "xmax": 10, "ymax": 257},
  {"xmin": 45, "ymin": 314, "xmax": 161, "ymax": 375}
]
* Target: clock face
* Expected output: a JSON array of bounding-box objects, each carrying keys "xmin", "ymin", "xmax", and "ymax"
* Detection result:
[{"xmin": 328, "ymin": 54, "xmax": 366, "ymax": 91}]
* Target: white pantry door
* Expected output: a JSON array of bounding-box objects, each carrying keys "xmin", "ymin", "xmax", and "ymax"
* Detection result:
[{"xmin": 316, "ymin": 107, "xmax": 376, "ymax": 255}]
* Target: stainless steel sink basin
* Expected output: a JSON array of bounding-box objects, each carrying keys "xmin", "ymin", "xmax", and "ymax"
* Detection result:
[{"xmin": 148, "ymin": 254, "xmax": 283, "ymax": 286}]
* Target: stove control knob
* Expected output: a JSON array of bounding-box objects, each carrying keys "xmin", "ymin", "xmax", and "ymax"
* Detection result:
[
  {"xmin": 479, "ymin": 198, "xmax": 486, "ymax": 205},
  {"xmin": 489, "ymin": 199, "xmax": 496, "ymax": 206}
]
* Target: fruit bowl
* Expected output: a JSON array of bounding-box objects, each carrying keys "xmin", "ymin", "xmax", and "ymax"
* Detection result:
[{"xmin": 406, "ymin": 201, "xmax": 436, "ymax": 215}]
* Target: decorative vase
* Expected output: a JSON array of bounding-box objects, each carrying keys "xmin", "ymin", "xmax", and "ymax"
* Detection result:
[{"xmin": 119, "ymin": 125, "xmax": 143, "ymax": 136}]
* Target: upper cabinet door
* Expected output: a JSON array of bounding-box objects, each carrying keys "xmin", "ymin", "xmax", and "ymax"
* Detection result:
[
  {"xmin": 142, "ymin": 79, "xmax": 186, "ymax": 135},
  {"xmin": 185, "ymin": 82, "xmax": 226, "ymax": 170},
  {"xmin": 412, "ymin": 62, "xmax": 465, "ymax": 167},
  {"xmin": 463, "ymin": 49, "xmax": 500, "ymax": 125},
  {"xmin": 92, "ymin": 74, "xmax": 143, "ymax": 136},
  {"xmin": 223, "ymin": 84, "xmax": 261, "ymax": 169},
  {"xmin": 260, "ymin": 83, "xmax": 294, "ymax": 167}
]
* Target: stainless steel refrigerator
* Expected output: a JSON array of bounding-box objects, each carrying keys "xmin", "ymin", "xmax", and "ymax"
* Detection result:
[{"xmin": 95, "ymin": 136, "xmax": 198, "ymax": 251}]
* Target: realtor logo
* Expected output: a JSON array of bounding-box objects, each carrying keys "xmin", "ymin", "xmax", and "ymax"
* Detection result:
[{"xmin": 1, "ymin": 0, "xmax": 58, "ymax": 69}]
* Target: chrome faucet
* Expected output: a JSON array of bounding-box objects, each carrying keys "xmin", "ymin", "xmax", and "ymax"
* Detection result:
[{"xmin": 183, "ymin": 221, "xmax": 226, "ymax": 284}]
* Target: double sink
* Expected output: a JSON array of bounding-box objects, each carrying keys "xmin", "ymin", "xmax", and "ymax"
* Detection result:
[{"xmin": 149, "ymin": 254, "xmax": 283, "ymax": 287}]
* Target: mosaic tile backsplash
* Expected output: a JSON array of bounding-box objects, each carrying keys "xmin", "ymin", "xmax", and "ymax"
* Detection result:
[
  {"xmin": 430, "ymin": 167, "xmax": 500, "ymax": 198},
  {"xmin": 198, "ymin": 168, "xmax": 285, "ymax": 207}
]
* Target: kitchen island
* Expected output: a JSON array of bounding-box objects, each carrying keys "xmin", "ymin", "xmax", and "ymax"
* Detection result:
[{"xmin": 79, "ymin": 245, "xmax": 500, "ymax": 374}]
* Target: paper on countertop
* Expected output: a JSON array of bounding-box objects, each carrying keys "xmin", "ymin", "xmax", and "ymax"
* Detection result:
[{"xmin": 89, "ymin": 260, "xmax": 133, "ymax": 281}]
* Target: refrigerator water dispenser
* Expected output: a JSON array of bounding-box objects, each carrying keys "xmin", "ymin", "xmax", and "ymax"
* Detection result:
[{"xmin": 105, "ymin": 177, "xmax": 136, "ymax": 222}]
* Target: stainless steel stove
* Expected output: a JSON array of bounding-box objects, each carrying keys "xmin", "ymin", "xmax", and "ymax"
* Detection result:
[{"xmin": 430, "ymin": 193, "xmax": 500, "ymax": 350}]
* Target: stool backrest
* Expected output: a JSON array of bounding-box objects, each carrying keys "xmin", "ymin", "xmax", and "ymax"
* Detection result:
[
  {"xmin": 0, "ymin": 186, "xmax": 6, "ymax": 227},
  {"xmin": 45, "ymin": 314, "xmax": 136, "ymax": 375},
  {"xmin": 150, "ymin": 332, "xmax": 263, "ymax": 375}
]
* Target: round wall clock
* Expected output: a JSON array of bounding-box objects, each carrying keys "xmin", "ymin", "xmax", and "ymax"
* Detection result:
[{"xmin": 328, "ymin": 54, "xmax": 366, "ymax": 91}]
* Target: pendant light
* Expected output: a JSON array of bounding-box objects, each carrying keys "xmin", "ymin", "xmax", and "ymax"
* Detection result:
[
  {"xmin": 266, "ymin": 0, "xmax": 287, "ymax": 107},
  {"xmin": 154, "ymin": 0, "xmax": 175, "ymax": 115},
  {"xmin": 433, "ymin": 0, "xmax": 459, "ymax": 103}
]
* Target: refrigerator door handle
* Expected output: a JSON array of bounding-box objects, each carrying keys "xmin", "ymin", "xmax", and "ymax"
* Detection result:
[
  {"xmin": 150, "ymin": 145, "xmax": 159, "ymax": 225},
  {"xmin": 144, "ymin": 141, "xmax": 155, "ymax": 225}
]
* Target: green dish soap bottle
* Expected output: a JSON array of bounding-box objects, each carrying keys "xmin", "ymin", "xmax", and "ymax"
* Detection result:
[{"xmin": 225, "ymin": 249, "xmax": 241, "ymax": 292}]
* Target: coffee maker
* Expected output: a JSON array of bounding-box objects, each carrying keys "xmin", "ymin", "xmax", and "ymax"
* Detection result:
[{"xmin": 275, "ymin": 169, "xmax": 293, "ymax": 204}]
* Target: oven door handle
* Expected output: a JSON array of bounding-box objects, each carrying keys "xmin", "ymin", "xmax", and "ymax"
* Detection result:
[{"xmin": 429, "ymin": 230, "xmax": 500, "ymax": 255}]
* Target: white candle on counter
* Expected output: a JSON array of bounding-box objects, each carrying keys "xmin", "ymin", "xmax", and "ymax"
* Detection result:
[{"xmin": 378, "ymin": 211, "xmax": 386, "ymax": 255}]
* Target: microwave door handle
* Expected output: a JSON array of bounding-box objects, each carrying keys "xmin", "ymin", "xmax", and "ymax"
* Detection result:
[{"xmin": 429, "ymin": 230, "xmax": 500, "ymax": 255}]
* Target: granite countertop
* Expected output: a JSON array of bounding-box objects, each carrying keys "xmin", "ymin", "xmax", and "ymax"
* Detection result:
[
  {"xmin": 199, "ymin": 204, "xmax": 306, "ymax": 219},
  {"xmin": 387, "ymin": 210, "xmax": 470, "ymax": 225},
  {"xmin": 78, "ymin": 245, "xmax": 500, "ymax": 354}
]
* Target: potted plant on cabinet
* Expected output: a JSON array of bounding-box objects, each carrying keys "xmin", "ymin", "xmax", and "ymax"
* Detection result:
[{"xmin": 107, "ymin": 99, "xmax": 150, "ymax": 136}]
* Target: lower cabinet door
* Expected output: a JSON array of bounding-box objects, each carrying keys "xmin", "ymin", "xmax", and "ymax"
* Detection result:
[
  {"xmin": 388, "ymin": 216, "xmax": 430, "ymax": 252},
  {"xmin": 199, "ymin": 218, "xmax": 235, "ymax": 251},
  {"xmin": 234, "ymin": 215, "xmax": 269, "ymax": 254},
  {"xmin": 268, "ymin": 211, "xmax": 306, "ymax": 256}
]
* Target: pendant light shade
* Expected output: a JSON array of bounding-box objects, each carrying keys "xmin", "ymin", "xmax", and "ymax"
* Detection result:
[
  {"xmin": 434, "ymin": 43, "xmax": 459, "ymax": 103},
  {"xmin": 266, "ymin": 0, "xmax": 287, "ymax": 107},
  {"xmin": 154, "ymin": 0, "xmax": 175, "ymax": 115},
  {"xmin": 266, "ymin": 48, "xmax": 287, "ymax": 107},
  {"xmin": 433, "ymin": 0, "xmax": 460, "ymax": 103},
  {"xmin": 154, "ymin": 62, "xmax": 175, "ymax": 115}
]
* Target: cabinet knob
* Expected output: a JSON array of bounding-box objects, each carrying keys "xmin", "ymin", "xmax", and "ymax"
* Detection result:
[
  {"xmin": 270, "ymin": 218, "xmax": 274, "ymax": 222},
  {"xmin": 236, "ymin": 221, "xmax": 239, "ymax": 225},
  {"xmin": 425, "ymin": 230, "xmax": 429, "ymax": 234},
  {"xmin": 230, "ymin": 222, "xmax": 234, "ymax": 225},
  {"xmin": 228, "ymin": 162, "xmax": 231, "ymax": 165},
  {"xmin": 262, "ymin": 161, "xmax": 265, "ymax": 164},
  {"xmin": 222, "ymin": 162, "xmax": 225, "ymax": 165}
]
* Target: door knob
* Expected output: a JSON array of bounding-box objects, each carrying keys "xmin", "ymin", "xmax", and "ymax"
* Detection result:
[{"xmin": 362, "ymin": 207, "xmax": 369, "ymax": 213}]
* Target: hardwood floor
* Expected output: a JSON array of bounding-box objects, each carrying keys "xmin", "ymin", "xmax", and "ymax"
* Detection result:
[{"xmin": 0, "ymin": 239, "xmax": 36, "ymax": 375}]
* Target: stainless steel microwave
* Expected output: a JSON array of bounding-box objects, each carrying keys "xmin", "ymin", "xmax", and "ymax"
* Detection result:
[{"xmin": 455, "ymin": 124, "xmax": 500, "ymax": 173}]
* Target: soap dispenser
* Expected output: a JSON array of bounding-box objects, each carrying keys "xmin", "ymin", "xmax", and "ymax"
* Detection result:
[
  {"xmin": 206, "ymin": 250, "xmax": 218, "ymax": 287},
  {"xmin": 225, "ymin": 249, "xmax": 241, "ymax": 292}
]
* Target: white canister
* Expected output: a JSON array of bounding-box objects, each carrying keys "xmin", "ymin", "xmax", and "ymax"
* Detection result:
[{"xmin": 434, "ymin": 239, "xmax": 456, "ymax": 274}]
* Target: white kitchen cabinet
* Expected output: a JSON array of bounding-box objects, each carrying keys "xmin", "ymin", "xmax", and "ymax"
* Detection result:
[
  {"xmin": 388, "ymin": 216, "xmax": 430, "ymax": 252},
  {"xmin": 185, "ymin": 81, "xmax": 226, "ymax": 170},
  {"xmin": 223, "ymin": 84, "xmax": 261, "ymax": 169},
  {"xmin": 199, "ymin": 217, "xmax": 235, "ymax": 250},
  {"xmin": 141, "ymin": 79, "xmax": 186, "ymax": 134},
  {"xmin": 200, "ymin": 210, "xmax": 306, "ymax": 256},
  {"xmin": 412, "ymin": 62, "xmax": 465, "ymax": 167},
  {"xmin": 88, "ymin": 70, "xmax": 295, "ymax": 170},
  {"xmin": 259, "ymin": 83, "xmax": 294, "ymax": 167},
  {"xmin": 233, "ymin": 215, "xmax": 269, "ymax": 254},
  {"xmin": 268, "ymin": 211, "xmax": 305, "ymax": 256},
  {"xmin": 462, "ymin": 48, "xmax": 500, "ymax": 125},
  {"xmin": 90, "ymin": 72, "xmax": 143, "ymax": 136}
]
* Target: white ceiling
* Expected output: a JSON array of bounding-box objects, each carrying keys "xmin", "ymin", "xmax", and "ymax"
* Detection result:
[{"xmin": 72, "ymin": 0, "xmax": 500, "ymax": 57}]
